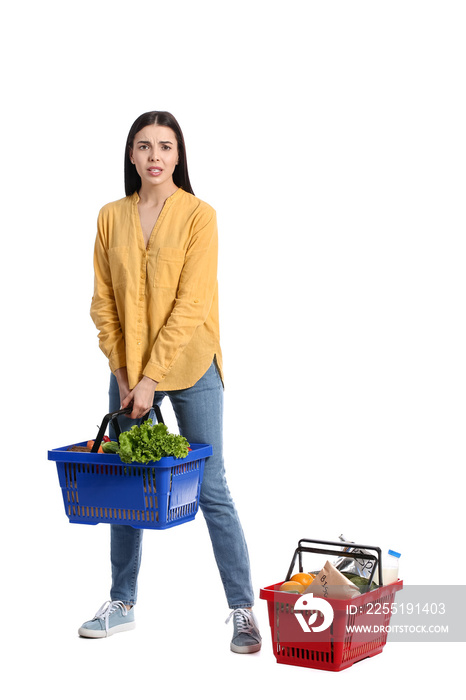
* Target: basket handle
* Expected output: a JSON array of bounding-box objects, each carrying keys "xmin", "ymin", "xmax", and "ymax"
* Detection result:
[
  {"xmin": 285, "ymin": 537, "xmax": 383, "ymax": 587},
  {"xmin": 90, "ymin": 405, "xmax": 165, "ymax": 453}
]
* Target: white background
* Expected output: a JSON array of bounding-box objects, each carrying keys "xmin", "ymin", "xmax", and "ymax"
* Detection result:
[{"xmin": 1, "ymin": 0, "xmax": 465, "ymax": 696}]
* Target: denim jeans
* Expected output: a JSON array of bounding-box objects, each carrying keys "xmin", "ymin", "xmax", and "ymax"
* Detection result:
[{"xmin": 108, "ymin": 360, "xmax": 254, "ymax": 609}]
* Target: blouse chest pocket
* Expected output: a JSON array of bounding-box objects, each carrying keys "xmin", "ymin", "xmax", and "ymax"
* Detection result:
[
  {"xmin": 153, "ymin": 247, "xmax": 186, "ymax": 289},
  {"xmin": 108, "ymin": 246, "xmax": 129, "ymax": 289}
]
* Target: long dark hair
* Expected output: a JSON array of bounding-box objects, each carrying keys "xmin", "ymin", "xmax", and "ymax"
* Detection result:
[{"xmin": 124, "ymin": 111, "xmax": 194, "ymax": 196}]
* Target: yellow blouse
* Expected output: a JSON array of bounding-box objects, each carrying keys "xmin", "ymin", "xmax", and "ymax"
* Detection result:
[{"xmin": 90, "ymin": 188, "xmax": 223, "ymax": 391}]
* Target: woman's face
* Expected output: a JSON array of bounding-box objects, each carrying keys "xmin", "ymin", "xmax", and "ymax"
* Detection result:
[{"xmin": 130, "ymin": 123, "xmax": 179, "ymax": 191}]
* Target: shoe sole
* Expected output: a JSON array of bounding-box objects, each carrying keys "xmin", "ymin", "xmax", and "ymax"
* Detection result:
[
  {"xmin": 230, "ymin": 641, "xmax": 262, "ymax": 654},
  {"xmin": 78, "ymin": 622, "xmax": 136, "ymax": 638}
]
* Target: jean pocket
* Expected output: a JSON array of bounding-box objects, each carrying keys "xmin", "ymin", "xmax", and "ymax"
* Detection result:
[{"xmin": 153, "ymin": 247, "xmax": 185, "ymax": 289}]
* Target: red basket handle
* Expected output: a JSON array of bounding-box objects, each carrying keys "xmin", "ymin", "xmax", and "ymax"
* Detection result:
[
  {"xmin": 285, "ymin": 538, "xmax": 383, "ymax": 587},
  {"xmin": 91, "ymin": 405, "xmax": 165, "ymax": 453}
]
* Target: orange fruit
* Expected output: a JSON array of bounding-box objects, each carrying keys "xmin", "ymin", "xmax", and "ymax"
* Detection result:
[
  {"xmin": 290, "ymin": 572, "xmax": 315, "ymax": 588},
  {"xmin": 279, "ymin": 580, "xmax": 305, "ymax": 594}
]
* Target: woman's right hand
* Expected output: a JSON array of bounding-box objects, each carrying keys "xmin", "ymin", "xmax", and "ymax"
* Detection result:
[{"xmin": 120, "ymin": 376, "xmax": 158, "ymax": 420}]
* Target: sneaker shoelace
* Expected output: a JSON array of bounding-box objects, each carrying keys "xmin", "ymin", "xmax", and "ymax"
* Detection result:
[
  {"xmin": 225, "ymin": 608, "xmax": 256, "ymax": 635},
  {"xmin": 93, "ymin": 600, "xmax": 128, "ymax": 636}
]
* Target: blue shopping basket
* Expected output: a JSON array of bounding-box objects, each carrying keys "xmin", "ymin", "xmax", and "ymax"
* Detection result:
[{"xmin": 48, "ymin": 408, "xmax": 212, "ymax": 530}]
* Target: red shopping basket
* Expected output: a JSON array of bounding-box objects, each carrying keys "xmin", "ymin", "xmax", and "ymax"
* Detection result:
[
  {"xmin": 260, "ymin": 538, "xmax": 403, "ymax": 672},
  {"xmin": 48, "ymin": 407, "xmax": 212, "ymax": 530}
]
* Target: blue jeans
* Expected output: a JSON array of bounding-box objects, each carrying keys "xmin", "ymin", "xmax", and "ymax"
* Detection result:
[{"xmin": 108, "ymin": 361, "xmax": 254, "ymax": 609}]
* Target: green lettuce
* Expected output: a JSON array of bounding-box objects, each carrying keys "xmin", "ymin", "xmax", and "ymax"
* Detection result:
[{"xmin": 117, "ymin": 419, "xmax": 190, "ymax": 464}]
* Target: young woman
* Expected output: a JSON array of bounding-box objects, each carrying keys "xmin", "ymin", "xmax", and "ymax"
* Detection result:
[{"xmin": 80, "ymin": 111, "xmax": 261, "ymax": 653}]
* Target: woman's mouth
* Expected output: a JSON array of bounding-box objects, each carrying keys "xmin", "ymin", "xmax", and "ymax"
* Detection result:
[{"xmin": 148, "ymin": 168, "xmax": 162, "ymax": 176}]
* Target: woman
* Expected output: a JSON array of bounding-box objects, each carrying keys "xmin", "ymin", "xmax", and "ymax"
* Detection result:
[{"xmin": 80, "ymin": 111, "xmax": 261, "ymax": 653}]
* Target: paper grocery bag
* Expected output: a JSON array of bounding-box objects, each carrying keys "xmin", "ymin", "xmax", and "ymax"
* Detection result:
[{"xmin": 305, "ymin": 560, "xmax": 361, "ymax": 599}]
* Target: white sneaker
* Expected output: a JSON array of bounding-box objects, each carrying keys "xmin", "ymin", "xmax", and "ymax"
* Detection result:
[{"xmin": 78, "ymin": 601, "xmax": 135, "ymax": 638}]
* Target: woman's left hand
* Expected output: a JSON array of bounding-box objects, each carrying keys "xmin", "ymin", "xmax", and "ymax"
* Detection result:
[{"xmin": 121, "ymin": 376, "xmax": 159, "ymax": 419}]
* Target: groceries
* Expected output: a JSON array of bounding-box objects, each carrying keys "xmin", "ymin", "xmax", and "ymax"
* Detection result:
[
  {"xmin": 381, "ymin": 549, "xmax": 401, "ymax": 585},
  {"xmin": 280, "ymin": 580, "xmax": 306, "ymax": 593},
  {"xmin": 290, "ymin": 572, "xmax": 315, "ymax": 588},
  {"xmin": 278, "ymin": 536, "xmax": 402, "ymax": 599},
  {"xmin": 336, "ymin": 534, "xmax": 401, "ymax": 588},
  {"xmin": 118, "ymin": 419, "xmax": 191, "ymax": 464},
  {"xmin": 343, "ymin": 573, "xmax": 378, "ymax": 591},
  {"xmin": 280, "ymin": 560, "xmax": 361, "ymax": 599},
  {"xmin": 66, "ymin": 418, "xmax": 192, "ymax": 464},
  {"xmin": 307, "ymin": 560, "xmax": 361, "ymax": 599},
  {"xmin": 334, "ymin": 533, "xmax": 378, "ymax": 580},
  {"xmin": 279, "ymin": 572, "xmax": 316, "ymax": 593},
  {"xmin": 101, "ymin": 440, "xmax": 120, "ymax": 454}
]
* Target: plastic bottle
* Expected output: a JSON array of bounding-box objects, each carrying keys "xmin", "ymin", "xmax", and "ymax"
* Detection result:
[{"xmin": 382, "ymin": 549, "xmax": 401, "ymax": 585}]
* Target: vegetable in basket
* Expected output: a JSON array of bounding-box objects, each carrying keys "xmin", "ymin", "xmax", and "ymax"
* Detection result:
[
  {"xmin": 343, "ymin": 572, "xmax": 378, "ymax": 592},
  {"xmin": 117, "ymin": 418, "xmax": 191, "ymax": 464},
  {"xmin": 101, "ymin": 441, "xmax": 120, "ymax": 454}
]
